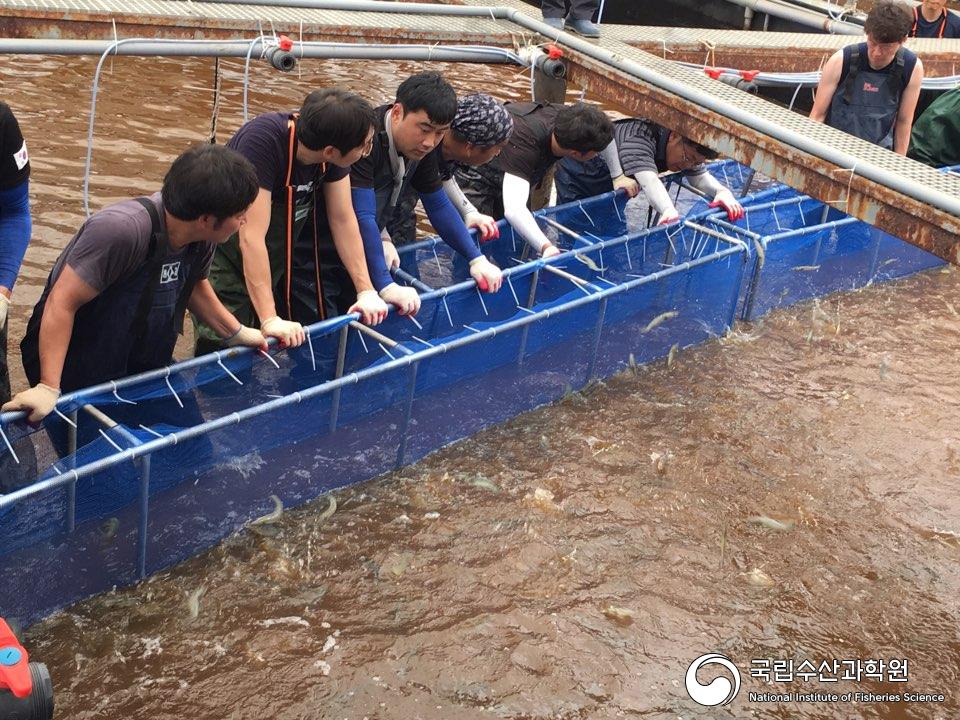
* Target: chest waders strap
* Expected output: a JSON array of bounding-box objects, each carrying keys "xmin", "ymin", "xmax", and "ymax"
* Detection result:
[
  {"xmin": 285, "ymin": 118, "xmax": 297, "ymax": 322},
  {"xmin": 131, "ymin": 197, "xmax": 166, "ymax": 347}
]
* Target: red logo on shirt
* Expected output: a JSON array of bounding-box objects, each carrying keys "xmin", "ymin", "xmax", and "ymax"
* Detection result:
[{"xmin": 863, "ymin": 82, "xmax": 880, "ymax": 93}]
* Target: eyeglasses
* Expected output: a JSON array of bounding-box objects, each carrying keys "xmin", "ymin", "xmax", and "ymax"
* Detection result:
[{"xmin": 680, "ymin": 143, "xmax": 705, "ymax": 170}]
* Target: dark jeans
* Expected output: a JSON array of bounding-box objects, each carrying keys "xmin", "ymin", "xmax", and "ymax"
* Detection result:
[{"xmin": 541, "ymin": 0, "xmax": 599, "ymax": 20}]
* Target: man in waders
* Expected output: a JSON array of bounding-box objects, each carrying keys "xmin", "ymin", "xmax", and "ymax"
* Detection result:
[
  {"xmin": 908, "ymin": 0, "xmax": 960, "ymax": 38},
  {"xmin": 2, "ymin": 144, "xmax": 266, "ymax": 424},
  {"xmin": 810, "ymin": 0, "xmax": 924, "ymax": 155},
  {"xmin": 351, "ymin": 72, "xmax": 504, "ymax": 315},
  {"xmin": 195, "ymin": 88, "xmax": 389, "ymax": 356},
  {"xmin": 554, "ymin": 118, "xmax": 744, "ymax": 225},
  {"xmin": 909, "ymin": 86, "xmax": 960, "ymax": 167},
  {"xmin": 0, "ymin": 101, "xmax": 31, "ymax": 408},
  {"xmin": 380, "ymin": 93, "xmax": 514, "ymax": 274},
  {"xmin": 455, "ymin": 101, "xmax": 615, "ymax": 258}
]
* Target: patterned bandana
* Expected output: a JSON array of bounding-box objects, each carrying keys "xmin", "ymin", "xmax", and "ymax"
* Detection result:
[{"xmin": 451, "ymin": 93, "xmax": 514, "ymax": 147}]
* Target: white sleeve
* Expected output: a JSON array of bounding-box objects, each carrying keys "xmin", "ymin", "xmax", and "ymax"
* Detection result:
[
  {"xmin": 599, "ymin": 138, "xmax": 624, "ymax": 178},
  {"xmin": 442, "ymin": 177, "xmax": 479, "ymax": 221},
  {"xmin": 502, "ymin": 172, "xmax": 551, "ymax": 253},
  {"xmin": 634, "ymin": 170, "xmax": 678, "ymax": 217},
  {"xmin": 685, "ymin": 170, "xmax": 724, "ymax": 199}
]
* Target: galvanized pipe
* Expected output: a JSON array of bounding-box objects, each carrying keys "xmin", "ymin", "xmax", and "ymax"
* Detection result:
[
  {"xmin": 719, "ymin": 0, "xmax": 863, "ymax": 33},
  {"xmin": 0, "ymin": 37, "xmax": 522, "ymax": 64}
]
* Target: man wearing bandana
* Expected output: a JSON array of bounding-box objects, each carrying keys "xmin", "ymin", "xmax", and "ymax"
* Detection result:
[
  {"xmin": 350, "ymin": 73, "xmax": 504, "ymax": 316},
  {"xmin": 381, "ymin": 93, "xmax": 514, "ymax": 273}
]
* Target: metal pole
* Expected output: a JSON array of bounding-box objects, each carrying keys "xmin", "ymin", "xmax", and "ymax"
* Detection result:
[
  {"xmin": 66, "ymin": 409, "xmax": 78, "ymax": 533},
  {"xmin": 349, "ymin": 320, "xmax": 402, "ymax": 349},
  {"xmin": 517, "ymin": 268, "xmax": 540, "ymax": 368},
  {"xmin": 0, "ymin": 38, "xmax": 523, "ymax": 64},
  {"xmin": 541, "ymin": 216, "xmax": 595, "ymax": 246},
  {"xmin": 585, "ymin": 297, "xmax": 608, "ymax": 382},
  {"xmin": 328, "ymin": 325, "xmax": 349, "ymax": 433},
  {"xmin": 393, "ymin": 267, "xmax": 434, "ymax": 293},
  {"xmin": 719, "ymin": 0, "xmax": 863, "ymax": 33},
  {"xmin": 137, "ymin": 455, "xmax": 151, "ymax": 579}
]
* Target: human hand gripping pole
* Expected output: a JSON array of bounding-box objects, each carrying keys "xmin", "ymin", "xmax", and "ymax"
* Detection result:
[
  {"xmin": 349, "ymin": 289, "xmax": 389, "ymax": 326},
  {"xmin": 223, "ymin": 324, "xmax": 269, "ymax": 350},
  {"xmin": 463, "ymin": 211, "xmax": 500, "ymax": 242},
  {"xmin": 1, "ymin": 383, "xmax": 61, "ymax": 424},
  {"xmin": 709, "ymin": 188, "xmax": 745, "ymax": 221},
  {"xmin": 379, "ymin": 282, "xmax": 421, "ymax": 316},
  {"xmin": 382, "ymin": 239, "xmax": 400, "ymax": 271},
  {"xmin": 469, "ymin": 256, "xmax": 502, "ymax": 293},
  {"xmin": 259, "ymin": 316, "xmax": 305, "ymax": 348},
  {"xmin": 612, "ymin": 174, "xmax": 640, "ymax": 198}
]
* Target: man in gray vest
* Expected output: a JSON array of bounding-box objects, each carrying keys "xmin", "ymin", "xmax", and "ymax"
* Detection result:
[{"xmin": 810, "ymin": 0, "xmax": 924, "ymax": 154}]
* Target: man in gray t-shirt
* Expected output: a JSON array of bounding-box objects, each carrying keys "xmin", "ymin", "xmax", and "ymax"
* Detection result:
[{"xmin": 3, "ymin": 145, "xmax": 269, "ymax": 424}]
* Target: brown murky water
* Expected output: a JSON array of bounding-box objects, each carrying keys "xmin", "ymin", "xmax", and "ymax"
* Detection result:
[{"xmin": 3, "ymin": 55, "xmax": 960, "ymax": 720}]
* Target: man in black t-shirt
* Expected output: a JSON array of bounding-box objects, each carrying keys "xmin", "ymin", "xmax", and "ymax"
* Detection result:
[
  {"xmin": 350, "ymin": 72, "xmax": 503, "ymax": 315},
  {"xmin": 198, "ymin": 89, "xmax": 389, "ymax": 357},
  {"xmin": 0, "ymin": 102, "xmax": 32, "ymax": 405},
  {"xmin": 908, "ymin": 0, "xmax": 960, "ymax": 38},
  {"xmin": 455, "ymin": 102, "xmax": 617, "ymax": 257}
]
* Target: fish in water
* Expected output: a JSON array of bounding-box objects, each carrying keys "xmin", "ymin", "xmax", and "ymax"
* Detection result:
[
  {"xmin": 574, "ymin": 253, "xmax": 603, "ymax": 272},
  {"xmin": 317, "ymin": 494, "xmax": 337, "ymax": 522},
  {"xmin": 602, "ymin": 606, "xmax": 635, "ymax": 625},
  {"xmin": 792, "ymin": 265, "xmax": 821, "ymax": 272},
  {"xmin": 667, "ymin": 343, "xmax": 679, "ymax": 367},
  {"xmin": 249, "ymin": 495, "xmax": 283, "ymax": 526},
  {"xmin": 186, "ymin": 586, "xmax": 206, "ymax": 620},
  {"xmin": 742, "ymin": 568, "xmax": 775, "ymax": 587},
  {"xmin": 747, "ymin": 516, "xmax": 795, "ymax": 532},
  {"xmin": 100, "ymin": 517, "xmax": 120, "ymax": 541},
  {"xmin": 641, "ymin": 311, "xmax": 678, "ymax": 333}
]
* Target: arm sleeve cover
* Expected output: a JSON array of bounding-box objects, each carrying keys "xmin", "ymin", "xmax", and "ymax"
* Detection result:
[
  {"xmin": 351, "ymin": 186, "xmax": 393, "ymax": 291},
  {"xmin": 441, "ymin": 177, "xmax": 479, "ymax": 220},
  {"xmin": 502, "ymin": 173, "xmax": 551, "ymax": 253},
  {"xmin": 420, "ymin": 188, "xmax": 481, "ymax": 261},
  {"xmin": 0, "ymin": 180, "xmax": 31, "ymax": 289},
  {"xmin": 685, "ymin": 170, "xmax": 724, "ymax": 198},
  {"xmin": 599, "ymin": 138, "xmax": 624, "ymax": 178},
  {"xmin": 634, "ymin": 170, "xmax": 677, "ymax": 217}
]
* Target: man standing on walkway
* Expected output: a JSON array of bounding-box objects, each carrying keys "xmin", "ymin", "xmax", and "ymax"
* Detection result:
[
  {"xmin": 810, "ymin": 0, "xmax": 924, "ymax": 154},
  {"xmin": 541, "ymin": 0, "xmax": 601, "ymax": 38}
]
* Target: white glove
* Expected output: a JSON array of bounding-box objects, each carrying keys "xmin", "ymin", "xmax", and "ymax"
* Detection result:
[
  {"xmin": 382, "ymin": 240, "xmax": 400, "ymax": 271},
  {"xmin": 379, "ymin": 282, "xmax": 421, "ymax": 316},
  {"xmin": 349, "ymin": 289, "xmax": 389, "ymax": 326},
  {"xmin": 710, "ymin": 188, "xmax": 744, "ymax": 221},
  {"xmin": 260, "ymin": 316, "xmax": 306, "ymax": 348},
  {"xmin": 224, "ymin": 324, "xmax": 269, "ymax": 350},
  {"xmin": 612, "ymin": 174, "xmax": 640, "ymax": 199},
  {"xmin": 541, "ymin": 243, "xmax": 561, "ymax": 258},
  {"xmin": 464, "ymin": 211, "xmax": 500, "ymax": 242},
  {"xmin": 469, "ymin": 256, "xmax": 502, "ymax": 293},
  {"xmin": 2, "ymin": 383, "xmax": 60, "ymax": 424},
  {"xmin": 657, "ymin": 211, "xmax": 681, "ymax": 226},
  {"xmin": 0, "ymin": 294, "xmax": 8, "ymax": 330}
]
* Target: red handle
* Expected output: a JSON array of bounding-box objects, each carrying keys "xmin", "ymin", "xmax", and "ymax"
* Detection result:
[{"xmin": 0, "ymin": 619, "xmax": 32, "ymax": 699}]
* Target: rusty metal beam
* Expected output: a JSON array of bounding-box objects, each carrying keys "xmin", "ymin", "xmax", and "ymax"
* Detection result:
[
  {"xmin": 563, "ymin": 50, "xmax": 960, "ymax": 266},
  {"xmin": 0, "ymin": 8, "xmax": 514, "ymax": 46},
  {"xmin": 626, "ymin": 41, "xmax": 960, "ymax": 77}
]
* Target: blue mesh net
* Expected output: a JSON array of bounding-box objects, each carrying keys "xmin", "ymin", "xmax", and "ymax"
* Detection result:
[{"xmin": 0, "ymin": 160, "xmax": 948, "ymax": 624}]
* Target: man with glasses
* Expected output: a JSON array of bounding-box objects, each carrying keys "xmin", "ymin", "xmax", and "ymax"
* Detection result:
[
  {"xmin": 555, "ymin": 117, "xmax": 744, "ymax": 225},
  {"xmin": 196, "ymin": 88, "xmax": 389, "ymax": 356}
]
